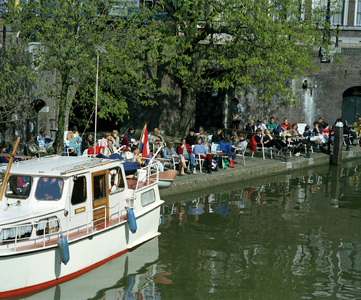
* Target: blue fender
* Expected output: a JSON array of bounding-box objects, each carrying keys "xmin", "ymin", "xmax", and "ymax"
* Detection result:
[
  {"xmin": 58, "ymin": 236, "xmax": 70, "ymax": 265},
  {"xmin": 127, "ymin": 208, "xmax": 137, "ymax": 234}
]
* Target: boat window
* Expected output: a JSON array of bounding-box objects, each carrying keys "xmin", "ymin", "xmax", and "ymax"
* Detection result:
[
  {"xmin": 93, "ymin": 174, "xmax": 106, "ymax": 201},
  {"xmin": 0, "ymin": 224, "xmax": 32, "ymax": 243},
  {"xmin": 71, "ymin": 176, "xmax": 87, "ymax": 205},
  {"xmin": 35, "ymin": 177, "xmax": 64, "ymax": 201},
  {"xmin": 108, "ymin": 167, "xmax": 125, "ymax": 195},
  {"xmin": 36, "ymin": 216, "xmax": 59, "ymax": 236},
  {"xmin": 3, "ymin": 175, "xmax": 32, "ymax": 199},
  {"xmin": 141, "ymin": 189, "xmax": 155, "ymax": 206}
]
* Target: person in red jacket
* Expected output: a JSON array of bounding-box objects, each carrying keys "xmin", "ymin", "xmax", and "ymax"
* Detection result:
[
  {"xmin": 177, "ymin": 138, "xmax": 197, "ymax": 175},
  {"xmin": 281, "ymin": 117, "xmax": 291, "ymax": 132}
]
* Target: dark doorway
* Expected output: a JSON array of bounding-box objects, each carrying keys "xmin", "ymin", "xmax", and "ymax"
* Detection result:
[
  {"xmin": 342, "ymin": 87, "xmax": 361, "ymax": 125},
  {"xmin": 195, "ymin": 90, "xmax": 226, "ymax": 134}
]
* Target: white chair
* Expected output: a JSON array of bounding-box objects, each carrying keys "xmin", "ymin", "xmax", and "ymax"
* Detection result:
[
  {"xmin": 235, "ymin": 148, "xmax": 246, "ymax": 166},
  {"xmin": 251, "ymin": 144, "xmax": 274, "ymax": 160},
  {"xmin": 297, "ymin": 123, "xmax": 307, "ymax": 135},
  {"xmin": 192, "ymin": 145, "xmax": 206, "ymax": 173}
]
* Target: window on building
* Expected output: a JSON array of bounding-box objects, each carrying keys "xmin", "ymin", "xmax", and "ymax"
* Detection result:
[
  {"xmin": 331, "ymin": 0, "xmax": 344, "ymax": 25},
  {"xmin": 314, "ymin": 0, "xmax": 344, "ymax": 25},
  {"xmin": 357, "ymin": 0, "xmax": 361, "ymax": 26}
]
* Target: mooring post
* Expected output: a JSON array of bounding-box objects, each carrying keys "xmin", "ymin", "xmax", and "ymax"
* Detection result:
[
  {"xmin": 306, "ymin": 136, "xmax": 311, "ymax": 159},
  {"xmin": 331, "ymin": 122, "xmax": 343, "ymax": 165}
]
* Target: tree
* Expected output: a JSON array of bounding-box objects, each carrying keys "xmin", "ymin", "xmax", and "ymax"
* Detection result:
[
  {"xmin": 0, "ymin": 1, "xmax": 39, "ymax": 135},
  {"xmin": 155, "ymin": 0, "xmax": 337, "ymax": 136},
  {"xmin": 12, "ymin": 0, "xmax": 161, "ymax": 153},
  {"xmin": 0, "ymin": 43, "xmax": 39, "ymax": 136}
]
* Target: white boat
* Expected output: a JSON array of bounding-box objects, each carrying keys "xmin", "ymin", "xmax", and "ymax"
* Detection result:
[{"xmin": 0, "ymin": 155, "xmax": 164, "ymax": 298}]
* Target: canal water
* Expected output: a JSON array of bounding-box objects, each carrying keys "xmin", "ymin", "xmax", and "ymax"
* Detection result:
[{"xmin": 24, "ymin": 160, "xmax": 361, "ymax": 300}]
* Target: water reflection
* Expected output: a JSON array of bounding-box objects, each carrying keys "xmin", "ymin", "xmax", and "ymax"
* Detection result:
[{"xmin": 158, "ymin": 163, "xmax": 361, "ymax": 299}]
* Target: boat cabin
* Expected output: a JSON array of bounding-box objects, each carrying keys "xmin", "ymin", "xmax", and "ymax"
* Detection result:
[{"xmin": 0, "ymin": 156, "xmax": 160, "ymax": 250}]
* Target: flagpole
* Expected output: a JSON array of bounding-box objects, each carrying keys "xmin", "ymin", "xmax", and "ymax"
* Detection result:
[{"xmin": 137, "ymin": 123, "xmax": 147, "ymax": 157}]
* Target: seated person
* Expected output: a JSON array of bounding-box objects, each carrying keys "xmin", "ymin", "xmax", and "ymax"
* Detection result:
[
  {"xmin": 353, "ymin": 118, "xmax": 361, "ymax": 136},
  {"xmin": 162, "ymin": 141, "xmax": 187, "ymax": 175},
  {"xmin": 302, "ymin": 125, "xmax": 313, "ymax": 138},
  {"xmin": 196, "ymin": 126, "xmax": 208, "ymax": 145},
  {"xmin": 322, "ymin": 123, "xmax": 331, "ymax": 139},
  {"xmin": 233, "ymin": 133, "xmax": 248, "ymax": 152},
  {"xmin": 131, "ymin": 146, "xmax": 146, "ymax": 167},
  {"xmin": 312, "ymin": 122, "xmax": 326, "ymax": 144},
  {"xmin": 255, "ymin": 128, "xmax": 284, "ymax": 153},
  {"xmin": 220, "ymin": 138, "xmax": 236, "ymax": 168},
  {"xmin": 177, "ymin": 138, "xmax": 197, "ymax": 175},
  {"xmin": 6, "ymin": 143, "xmax": 23, "ymax": 162},
  {"xmin": 281, "ymin": 117, "xmax": 291, "ymax": 132},
  {"xmin": 230, "ymin": 130, "xmax": 238, "ymax": 145},
  {"xmin": 111, "ymin": 130, "xmax": 120, "ymax": 148},
  {"xmin": 0, "ymin": 144, "xmax": 9, "ymax": 163},
  {"xmin": 267, "ymin": 117, "xmax": 281, "ymax": 135},
  {"xmin": 27, "ymin": 136, "xmax": 51, "ymax": 158},
  {"xmin": 264, "ymin": 129, "xmax": 286, "ymax": 148},
  {"xmin": 100, "ymin": 132, "xmax": 111, "ymax": 147},
  {"xmin": 81, "ymin": 134, "xmax": 93, "ymax": 154},
  {"xmin": 282, "ymin": 126, "xmax": 302, "ymax": 156},
  {"xmin": 186, "ymin": 128, "xmax": 197, "ymax": 146},
  {"xmin": 292, "ymin": 124, "xmax": 304, "ymax": 140},
  {"xmin": 87, "ymin": 141, "xmax": 105, "ymax": 155},
  {"xmin": 123, "ymin": 127, "xmax": 138, "ymax": 147},
  {"xmin": 211, "ymin": 129, "xmax": 224, "ymax": 144},
  {"xmin": 67, "ymin": 125, "xmax": 82, "ymax": 156},
  {"xmin": 193, "ymin": 137, "xmax": 213, "ymax": 173},
  {"xmin": 318, "ymin": 116, "xmax": 325, "ymax": 132},
  {"xmin": 245, "ymin": 120, "xmax": 255, "ymax": 138},
  {"xmin": 37, "ymin": 128, "xmax": 55, "ymax": 154},
  {"xmin": 103, "ymin": 139, "xmax": 117, "ymax": 156},
  {"xmin": 231, "ymin": 98, "xmax": 243, "ymax": 129},
  {"xmin": 255, "ymin": 119, "xmax": 267, "ymax": 132},
  {"xmin": 149, "ymin": 128, "xmax": 164, "ymax": 153}
]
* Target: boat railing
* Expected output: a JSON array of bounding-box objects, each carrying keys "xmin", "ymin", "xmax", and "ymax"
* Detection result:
[
  {"xmin": 135, "ymin": 161, "xmax": 160, "ymax": 192},
  {"xmin": 0, "ymin": 204, "xmax": 128, "ymax": 254}
]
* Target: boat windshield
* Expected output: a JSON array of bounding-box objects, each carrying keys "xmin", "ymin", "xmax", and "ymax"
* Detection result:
[
  {"xmin": 35, "ymin": 177, "xmax": 64, "ymax": 201},
  {"xmin": 0, "ymin": 174, "xmax": 33, "ymax": 199}
]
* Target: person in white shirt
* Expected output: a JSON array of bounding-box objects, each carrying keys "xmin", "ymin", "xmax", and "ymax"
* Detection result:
[{"xmin": 255, "ymin": 119, "xmax": 267, "ymax": 132}]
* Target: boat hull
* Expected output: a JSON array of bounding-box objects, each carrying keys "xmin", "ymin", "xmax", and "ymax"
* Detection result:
[{"xmin": 0, "ymin": 203, "xmax": 162, "ymax": 298}]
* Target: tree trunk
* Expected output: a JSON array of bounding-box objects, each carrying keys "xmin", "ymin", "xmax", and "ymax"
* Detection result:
[
  {"xmin": 179, "ymin": 87, "xmax": 194, "ymax": 137},
  {"xmin": 55, "ymin": 78, "xmax": 69, "ymax": 155}
]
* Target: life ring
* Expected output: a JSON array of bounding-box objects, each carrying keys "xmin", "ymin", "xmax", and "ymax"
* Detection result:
[{"xmin": 108, "ymin": 170, "xmax": 118, "ymax": 192}]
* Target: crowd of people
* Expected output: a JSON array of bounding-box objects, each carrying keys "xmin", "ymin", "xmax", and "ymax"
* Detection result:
[{"xmin": 1, "ymin": 110, "xmax": 360, "ymax": 177}]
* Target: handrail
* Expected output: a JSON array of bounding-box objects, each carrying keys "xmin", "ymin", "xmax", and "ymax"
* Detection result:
[{"xmin": 0, "ymin": 204, "xmax": 126, "ymax": 254}]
